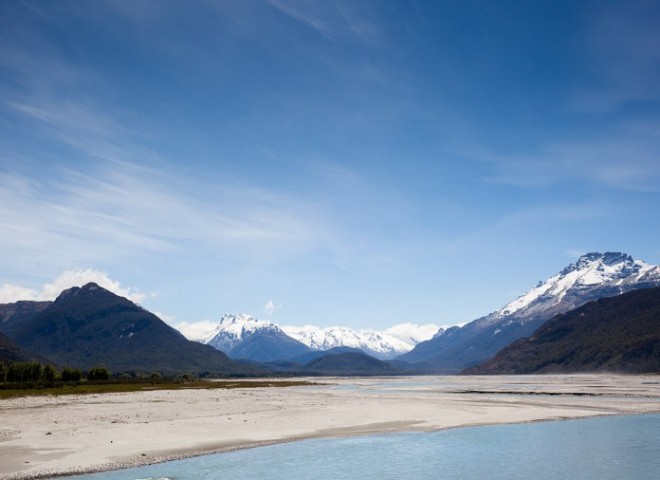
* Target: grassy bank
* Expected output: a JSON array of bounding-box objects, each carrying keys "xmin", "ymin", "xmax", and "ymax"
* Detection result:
[{"xmin": 0, "ymin": 378, "xmax": 317, "ymax": 399}]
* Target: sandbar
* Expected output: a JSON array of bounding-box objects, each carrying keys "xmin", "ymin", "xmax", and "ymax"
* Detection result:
[{"xmin": 1, "ymin": 374, "xmax": 659, "ymax": 479}]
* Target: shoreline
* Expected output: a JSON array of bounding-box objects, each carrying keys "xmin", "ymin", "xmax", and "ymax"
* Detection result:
[
  {"xmin": 1, "ymin": 375, "xmax": 659, "ymax": 479},
  {"xmin": 19, "ymin": 414, "xmax": 652, "ymax": 480}
]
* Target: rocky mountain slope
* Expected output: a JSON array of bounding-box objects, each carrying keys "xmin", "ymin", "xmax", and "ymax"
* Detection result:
[
  {"xmin": 397, "ymin": 252, "xmax": 660, "ymax": 372},
  {"xmin": 467, "ymin": 286, "xmax": 660, "ymax": 374}
]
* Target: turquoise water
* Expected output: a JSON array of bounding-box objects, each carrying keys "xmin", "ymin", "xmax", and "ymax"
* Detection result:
[{"xmin": 63, "ymin": 414, "xmax": 660, "ymax": 480}]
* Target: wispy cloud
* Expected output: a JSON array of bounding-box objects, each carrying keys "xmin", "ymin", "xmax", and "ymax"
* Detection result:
[
  {"xmin": 0, "ymin": 160, "xmax": 326, "ymax": 274},
  {"xmin": 0, "ymin": 36, "xmax": 332, "ymax": 272},
  {"xmin": 476, "ymin": 122, "xmax": 660, "ymax": 192},
  {"xmin": 574, "ymin": 1, "xmax": 660, "ymax": 114},
  {"xmin": 458, "ymin": 2, "xmax": 660, "ymax": 194},
  {"xmin": 265, "ymin": 0, "xmax": 378, "ymax": 42},
  {"xmin": 428, "ymin": 202, "xmax": 608, "ymax": 258}
]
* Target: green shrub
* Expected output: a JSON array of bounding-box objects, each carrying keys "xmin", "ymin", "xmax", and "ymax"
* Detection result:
[
  {"xmin": 87, "ymin": 367, "xmax": 111, "ymax": 381},
  {"xmin": 61, "ymin": 367, "xmax": 82, "ymax": 382},
  {"xmin": 44, "ymin": 365, "xmax": 57, "ymax": 382}
]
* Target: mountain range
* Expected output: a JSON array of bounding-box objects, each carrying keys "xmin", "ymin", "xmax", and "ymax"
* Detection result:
[
  {"xmin": 199, "ymin": 252, "xmax": 660, "ymax": 369},
  {"xmin": 396, "ymin": 252, "xmax": 660, "ymax": 372},
  {"xmin": 200, "ymin": 314, "xmax": 440, "ymax": 362},
  {"xmin": 1, "ymin": 251, "xmax": 658, "ymax": 376}
]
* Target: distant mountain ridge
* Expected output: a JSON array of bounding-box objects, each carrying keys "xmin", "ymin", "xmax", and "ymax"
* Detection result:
[
  {"xmin": 467, "ymin": 286, "xmax": 660, "ymax": 374},
  {"xmin": 397, "ymin": 252, "xmax": 660, "ymax": 372},
  {"xmin": 281, "ymin": 325, "xmax": 410, "ymax": 359},
  {"xmin": 201, "ymin": 314, "xmax": 440, "ymax": 361}
]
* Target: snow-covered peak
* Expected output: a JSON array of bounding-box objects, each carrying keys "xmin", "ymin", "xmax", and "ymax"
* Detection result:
[
  {"xmin": 492, "ymin": 252, "xmax": 659, "ymax": 322},
  {"xmin": 203, "ymin": 313, "xmax": 280, "ymax": 351},
  {"xmin": 204, "ymin": 313, "xmax": 274, "ymax": 338}
]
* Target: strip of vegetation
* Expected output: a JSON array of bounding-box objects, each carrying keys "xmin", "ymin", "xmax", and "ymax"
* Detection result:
[
  {"xmin": 0, "ymin": 362, "xmax": 316, "ymax": 399},
  {"xmin": 455, "ymin": 389, "xmax": 601, "ymax": 396}
]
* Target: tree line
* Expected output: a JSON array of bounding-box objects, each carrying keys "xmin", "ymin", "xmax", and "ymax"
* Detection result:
[{"xmin": 0, "ymin": 362, "xmax": 111, "ymax": 384}]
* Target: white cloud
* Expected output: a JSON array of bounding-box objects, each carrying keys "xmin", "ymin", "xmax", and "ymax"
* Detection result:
[
  {"xmin": 0, "ymin": 268, "xmax": 146, "ymax": 304},
  {"xmin": 263, "ymin": 299, "xmax": 279, "ymax": 316},
  {"xmin": 171, "ymin": 320, "xmax": 217, "ymax": 342},
  {"xmin": 0, "ymin": 284, "xmax": 39, "ymax": 304},
  {"xmin": 152, "ymin": 311, "xmax": 176, "ymax": 324},
  {"xmin": 383, "ymin": 322, "xmax": 441, "ymax": 345}
]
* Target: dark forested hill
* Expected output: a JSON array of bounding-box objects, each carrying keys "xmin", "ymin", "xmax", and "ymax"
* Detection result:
[{"xmin": 10, "ymin": 283, "xmax": 261, "ymax": 376}]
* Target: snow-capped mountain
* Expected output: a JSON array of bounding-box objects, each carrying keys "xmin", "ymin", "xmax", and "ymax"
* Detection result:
[
  {"xmin": 282, "ymin": 323, "xmax": 440, "ymax": 359},
  {"xmin": 489, "ymin": 252, "xmax": 660, "ymax": 325},
  {"xmin": 204, "ymin": 313, "xmax": 311, "ymax": 362},
  {"xmin": 204, "ymin": 313, "xmax": 275, "ymax": 351},
  {"xmin": 398, "ymin": 252, "xmax": 660, "ymax": 372}
]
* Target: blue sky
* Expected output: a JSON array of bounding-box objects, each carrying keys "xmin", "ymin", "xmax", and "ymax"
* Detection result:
[{"xmin": 1, "ymin": 0, "xmax": 660, "ymax": 331}]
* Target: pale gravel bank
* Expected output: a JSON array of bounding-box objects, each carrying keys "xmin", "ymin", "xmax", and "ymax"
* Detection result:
[{"xmin": 1, "ymin": 375, "xmax": 659, "ymax": 479}]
